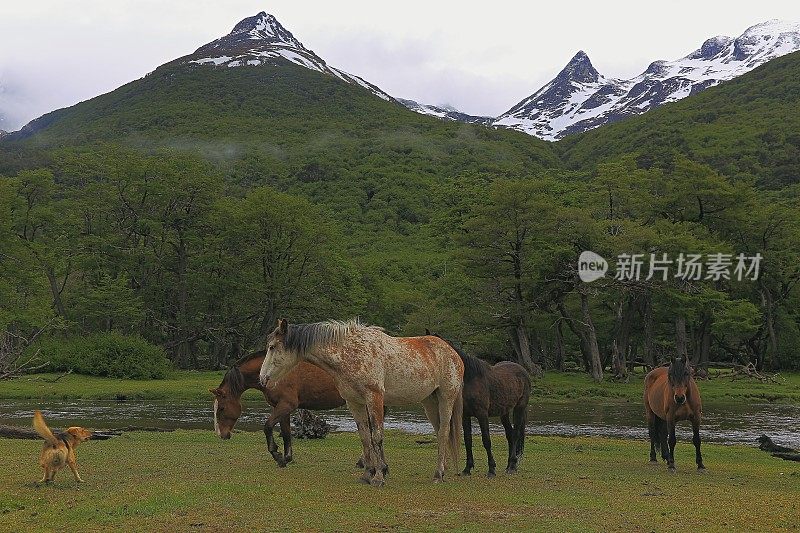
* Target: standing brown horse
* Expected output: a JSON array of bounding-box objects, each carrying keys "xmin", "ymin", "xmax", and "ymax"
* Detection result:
[
  {"xmin": 210, "ymin": 351, "xmax": 345, "ymax": 466},
  {"xmin": 431, "ymin": 332, "xmax": 531, "ymax": 477},
  {"xmin": 644, "ymin": 356, "xmax": 705, "ymax": 471}
]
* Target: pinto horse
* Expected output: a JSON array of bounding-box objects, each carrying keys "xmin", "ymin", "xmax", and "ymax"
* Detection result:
[
  {"xmin": 259, "ymin": 319, "xmax": 464, "ymax": 487},
  {"xmin": 210, "ymin": 350, "xmax": 345, "ymax": 466},
  {"xmin": 644, "ymin": 356, "xmax": 705, "ymax": 471}
]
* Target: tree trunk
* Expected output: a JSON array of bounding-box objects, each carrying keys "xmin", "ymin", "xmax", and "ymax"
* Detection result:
[
  {"xmin": 613, "ymin": 294, "xmax": 633, "ymax": 378},
  {"xmin": 554, "ymin": 320, "xmax": 565, "ymax": 371},
  {"xmin": 580, "ymin": 291, "xmax": 603, "ymax": 382},
  {"xmin": 44, "ymin": 267, "xmax": 66, "ymax": 317},
  {"xmin": 675, "ymin": 316, "xmax": 689, "ymax": 361},
  {"xmin": 643, "ymin": 297, "xmax": 656, "ymax": 368},
  {"xmin": 514, "ymin": 321, "xmax": 535, "ymax": 372},
  {"xmin": 761, "ymin": 286, "xmax": 779, "ymax": 371},
  {"xmin": 558, "ymin": 302, "xmax": 591, "ymax": 372}
]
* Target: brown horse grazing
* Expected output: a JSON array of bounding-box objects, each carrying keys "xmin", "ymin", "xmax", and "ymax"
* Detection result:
[
  {"xmin": 210, "ymin": 351, "xmax": 345, "ymax": 467},
  {"xmin": 431, "ymin": 332, "xmax": 531, "ymax": 477},
  {"xmin": 260, "ymin": 319, "xmax": 464, "ymax": 487},
  {"xmin": 644, "ymin": 356, "xmax": 705, "ymax": 472}
]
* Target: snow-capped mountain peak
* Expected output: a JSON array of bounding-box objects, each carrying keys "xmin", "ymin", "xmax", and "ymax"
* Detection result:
[
  {"xmin": 495, "ymin": 19, "xmax": 800, "ymax": 140},
  {"xmin": 559, "ymin": 51, "xmax": 600, "ymax": 83},
  {"xmin": 183, "ymin": 12, "xmax": 393, "ymax": 101}
]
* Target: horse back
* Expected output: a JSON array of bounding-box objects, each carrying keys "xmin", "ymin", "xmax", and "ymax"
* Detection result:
[
  {"xmin": 485, "ymin": 361, "xmax": 531, "ymax": 416},
  {"xmin": 374, "ymin": 333, "xmax": 464, "ymax": 405},
  {"xmin": 267, "ymin": 362, "xmax": 345, "ymax": 410}
]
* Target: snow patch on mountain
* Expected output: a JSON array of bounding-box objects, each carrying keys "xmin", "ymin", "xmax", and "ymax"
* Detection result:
[{"xmin": 397, "ymin": 99, "xmax": 493, "ymax": 125}]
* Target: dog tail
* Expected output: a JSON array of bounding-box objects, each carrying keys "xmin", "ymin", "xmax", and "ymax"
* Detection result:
[{"xmin": 33, "ymin": 410, "xmax": 58, "ymax": 447}]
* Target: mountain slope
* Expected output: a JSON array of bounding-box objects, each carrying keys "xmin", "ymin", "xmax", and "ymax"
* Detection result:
[
  {"xmin": 181, "ymin": 11, "xmax": 392, "ymax": 101},
  {"xmin": 397, "ymin": 99, "xmax": 493, "ymax": 126},
  {"xmin": 496, "ymin": 20, "xmax": 800, "ymax": 140},
  {"xmin": 559, "ymin": 50, "xmax": 800, "ymax": 188}
]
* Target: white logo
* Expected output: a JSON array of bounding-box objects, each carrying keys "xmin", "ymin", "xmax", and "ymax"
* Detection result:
[{"xmin": 578, "ymin": 251, "xmax": 608, "ymax": 283}]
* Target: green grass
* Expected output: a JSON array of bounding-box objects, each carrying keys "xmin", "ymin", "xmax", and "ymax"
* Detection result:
[
  {"xmin": 2, "ymin": 370, "xmax": 799, "ymax": 405},
  {"xmin": 1, "ymin": 431, "xmax": 797, "ymax": 532}
]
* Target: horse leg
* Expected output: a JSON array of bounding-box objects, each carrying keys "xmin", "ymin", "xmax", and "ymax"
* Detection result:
[
  {"xmin": 692, "ymin": 416, "xmax": 705, "ymax": 470},
  {"xmin": 477, "ymin": 413, "xmax": 496, "ymax": 478},
  {"xmin": 461, "ymin": 412, "xmax": 474, "ymax": 476},
  {"xmin": 433, "ymin": 390, "xmax": 457, "ymax": 483},
  {"xmin": 264, "ymin": 402, "xmax": 292, "ymax": 467},
  {"xmin": 512, "ymin": 403, "xmax": 527, "ymax": 460},
  {"xmin": 348, "ymin": 400, "xmax": 376, "ymax": 485},
  {"xmin": 667, "ymin": 416, "xmax": 677, "ymax": 472},
  {"xmin": 500, "ymin": 413, "xmax": 517, "ymax": 474},
  {"xmin": 365, "ymin": 391, "xmax": 387, "ymax": 487},
  {"xmin": 279, "ymin": 416, "xmax": 293, "ymax": 464},
  {"xmin": 647, "ymin": 411, "xmax": 658, "ymax": 463}
]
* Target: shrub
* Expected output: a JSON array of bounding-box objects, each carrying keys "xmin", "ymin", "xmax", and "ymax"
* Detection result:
[{"xmin": 38, "ymin": 332, "xmax": 171, "ymax": 379}]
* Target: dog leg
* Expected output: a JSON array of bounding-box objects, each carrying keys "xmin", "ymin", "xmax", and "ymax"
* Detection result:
[{"xmin": 67, "ymin": 460, "xmax": 83, "ymax": 482}]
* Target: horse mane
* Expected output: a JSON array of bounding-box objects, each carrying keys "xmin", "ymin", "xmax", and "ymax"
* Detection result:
[
  {"xmin": 278, "ymin": 318, "xmax": 380, "ymax": 357},
  {"xmin": 668, "ymin": 357, "xmax": 690, "ymax": 383},
  {"xmin": 222, "ymin": 350, "xmax": 266, "ymax": 396},
  {"xmin": 428, "ymin": 332, "xmax": 488, "ymax": 382}
]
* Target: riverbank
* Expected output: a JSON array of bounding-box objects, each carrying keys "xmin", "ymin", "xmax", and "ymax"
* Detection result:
[
  {"xmin": 1, "ymin": 431, "xmax": 797, "ymax": 531},
  {"xmin": 2, "ymin": 370, "xmax": 799, "ymax": 404}
]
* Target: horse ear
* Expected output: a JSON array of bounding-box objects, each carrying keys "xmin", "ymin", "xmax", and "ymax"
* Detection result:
[
  {"xmin": 278, "ymin": 318, "xmax": 288, "ymax": 335},
  {"xmin": 209, "ymin": 388, "xmax": 223, "ymax": 397},
  {"xmin": 425, "ymin": 328, "xmax": 431, "ymax": 336}
]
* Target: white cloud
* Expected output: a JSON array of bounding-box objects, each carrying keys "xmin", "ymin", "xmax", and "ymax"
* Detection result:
[{"xmin": 1, "ymin": 0, "xmax": 799, "ymax": 129}]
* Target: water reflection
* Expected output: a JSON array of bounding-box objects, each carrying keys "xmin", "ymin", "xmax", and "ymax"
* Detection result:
[{"xmin": 1, "ymin": 399, "xmax": 798, "ymax": 449}]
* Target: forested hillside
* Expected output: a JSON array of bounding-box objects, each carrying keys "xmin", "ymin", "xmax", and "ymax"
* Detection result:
[
  {"xmin": 1, "ymin": 50, "xmax": 799, "ymax": 378},
  {"xmin": 559, "ymin": 50, "xmax": 800, "ymax": 189}
]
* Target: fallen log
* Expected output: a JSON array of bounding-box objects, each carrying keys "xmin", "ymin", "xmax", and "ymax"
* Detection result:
[
  {"xmin": 756, "ymin": 435, "xmax": 800, "ymax": 462},
  {"xmin": 0, "ymin": 424, "xmax": 118, "ymax": 441},
  {"xmin": 771, "ymin": 452, "xmax": 800, "ymax": 462}
]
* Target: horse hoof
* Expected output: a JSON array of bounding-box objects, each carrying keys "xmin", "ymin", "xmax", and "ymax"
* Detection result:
[
  {"xmin": 433, "ymin": 472, "xmax": 445, "ymax": 483},
  {"xmin": 358, "ymin": 473, "xmax": 372, "ymax": 485},
  {"xmin": 697, "ymin": 466, "xmax": 706, "ymax": 472},
  {"xmin": 505, "ymin": 468, "xmax": 517, "ymax": 475},
  {"xmin": 370, "ymin": 477, "xmax": 385, "ymax": 488},
  {"xmin": 355, "ymin": 458, "xmax": 364, "ymax": 469},
  {"xmin": 649, "ymin": 460, "xmax": 659, "ymax": 464},
  {"xmin": 487, "ymin": 471, "xmax": 496, "ymax": 479},
  {"xmin": 460, "ymin": 469, "xmax": 471, "ymax": 476},
  {"xmin": 667, "ymin": 466, "xmax": 676, "ymax": 473}
]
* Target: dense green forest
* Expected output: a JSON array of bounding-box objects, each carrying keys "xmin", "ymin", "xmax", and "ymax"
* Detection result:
[{"xmin": 1, "ymin": 52, "xmax": 799, "ymax": 379}]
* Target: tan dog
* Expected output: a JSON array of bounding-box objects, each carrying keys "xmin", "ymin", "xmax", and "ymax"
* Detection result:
[{"xmin": 33, "ymin": 410, "xmax": 92, "ymax": 484}]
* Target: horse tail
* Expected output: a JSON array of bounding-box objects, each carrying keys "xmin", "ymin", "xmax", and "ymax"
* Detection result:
[{"xmin": 448, "ymin": 391, "xmax": 463, "ymax": 469}]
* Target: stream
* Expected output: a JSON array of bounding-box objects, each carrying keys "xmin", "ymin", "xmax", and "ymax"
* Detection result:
[{"xmin": 2, "ymin": 399, "xmax": 798, "ymax": 448}]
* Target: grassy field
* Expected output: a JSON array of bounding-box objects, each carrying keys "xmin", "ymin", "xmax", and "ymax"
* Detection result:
[
  {"xmin": 0, "ymin": 431, "xmax": 797, "ymax": 532},
  {"xmin": 2, "ymin": 370, "xmax": 799, "ymax": 404}
]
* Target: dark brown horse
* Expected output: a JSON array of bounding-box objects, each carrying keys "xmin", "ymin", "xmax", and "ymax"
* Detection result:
[
  {"xmin": 644, "ymin": 356, "xmax": 705, "ymax": 471},
  {"xmin": 432, "ymin": 332, "xmax": 531, "ymax": 477},
  {"xmin": 210, "ymin": 351, "xmax": 345, "ymax": 466}
]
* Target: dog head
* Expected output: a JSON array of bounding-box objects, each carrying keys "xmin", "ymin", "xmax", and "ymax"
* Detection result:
[{"xmin": 66, "ymin": 427, "xmax": 93, "ymax": 443}]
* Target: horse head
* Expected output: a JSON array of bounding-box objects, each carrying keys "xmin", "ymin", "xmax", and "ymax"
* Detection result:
[
  {"xmin": 210, "ymin": 371, "xmax": 244, "ymax": 440},
  {"xmin": 667, "ymin": 356, "xmax": 692, "ymax": 406},
  {"xmin": 259, "ymin": 318, "xmax": 298, "ymax": 386}
]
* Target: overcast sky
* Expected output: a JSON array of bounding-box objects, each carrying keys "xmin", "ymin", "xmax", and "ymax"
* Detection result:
[{"xmin": 1, "ymin": 0, "xmax": 800, "ymax": 130}]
